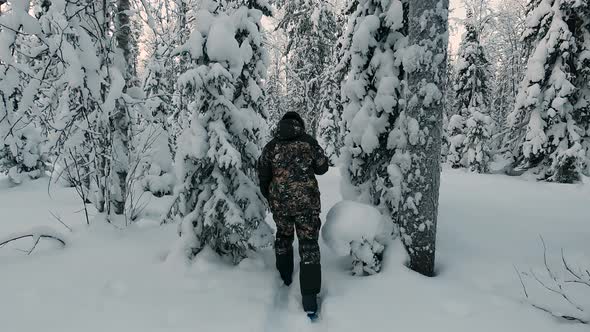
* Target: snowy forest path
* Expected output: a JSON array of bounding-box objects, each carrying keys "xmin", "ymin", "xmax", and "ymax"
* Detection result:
[{"xmin": 263, "ymin": 281, "xmax": 291, "ymax": 332}]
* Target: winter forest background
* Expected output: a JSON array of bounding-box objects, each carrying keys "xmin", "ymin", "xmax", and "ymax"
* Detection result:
[{"xmin": 0, "ymin": 0, "xmax": 589, "ymax": 330}]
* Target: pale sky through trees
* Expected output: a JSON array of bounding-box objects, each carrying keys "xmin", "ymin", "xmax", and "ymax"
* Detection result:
[
  {"xmin": 449, "ymin": 0, "xmax": 522, "ymax": 55},
  {"xmin": 450, "ymin": 0, "xmax": 467, "ymax": 54}
]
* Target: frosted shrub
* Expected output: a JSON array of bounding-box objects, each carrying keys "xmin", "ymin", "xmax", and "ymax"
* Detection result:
[
  {"xmin": 350, "ymin": 237, "xmax": 385, "ymax": 276},
  {"xmin": 323, "ymin": 201, "xmax": 394, "ymax": 276},
  {"xmin": 517, "ymin": 240, "xmax": 589, "ymax": 325}
]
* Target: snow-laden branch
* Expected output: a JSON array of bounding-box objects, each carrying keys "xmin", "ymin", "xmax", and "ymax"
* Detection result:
[
  {"xmin": 516, "ymin": 238, "xmax": 589, "ymax": 325},
  {"xmin": 0, "ymin": 226, "xmax": 66, "ymax": 255}
]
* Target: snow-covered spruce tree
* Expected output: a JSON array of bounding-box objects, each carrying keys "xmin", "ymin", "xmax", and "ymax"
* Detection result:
[
  {"xmin": 507, "ymin": 0, "xmax": 590, "ymax": 183},
  {"xmin": 278, "ymin": 0, "xmax": 338, "ymax": 137},
  {"xmin": 172, "ymin": 1, "xmax": 272, "ymax": 263},
  {"xmin": 339, "ymin": 0, "xmax": 408, "ymax": 275},
  {"xmin": 446, "ymin": 10, "xmax": 493, "ymax": 173},
  {"xmin": 0, "ymin": 0, "xmax": 48, "ymax": 184},
  {"xmin": 317, "ymin": 7, "xmax": 348, "ymax": 165},
  {"xmin": 397, "ymin": 0, "xmax": 448, "ymax": 277},
  {"xmin": 317, "ymin": 71, "xmax": 343, "ymax": 165}
]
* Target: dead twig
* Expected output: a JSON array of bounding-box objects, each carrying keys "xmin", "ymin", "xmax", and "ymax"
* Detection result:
[
  {"xmin": 514, "ymin": 265, "xmax": 528, "ymax": 298},
  {"xmin": 49, "ymin": 211, "xmax": 73, "ymax": 233},
  {"xmin": 515, "ymin": 238, "xmax": 589, "ymax": 325},
  {"xmin": 0, "ymin": 234, "xmax": 66, "ymax": 255}
]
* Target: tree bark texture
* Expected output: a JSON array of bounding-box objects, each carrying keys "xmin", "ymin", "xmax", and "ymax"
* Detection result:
[{"xmin": 400, "ymin": 0, "xmax": 449, "ymax": 277}]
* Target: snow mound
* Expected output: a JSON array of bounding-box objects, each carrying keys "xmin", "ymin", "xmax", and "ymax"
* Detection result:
[{"xmin": 322, "ymin": 200, "xmax": 391, "ymax": 256}]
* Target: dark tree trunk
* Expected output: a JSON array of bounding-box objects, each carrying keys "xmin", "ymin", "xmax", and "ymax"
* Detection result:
[{"xmin": 399, "ymin": 0, "xmax": 449, "ymax": 277}]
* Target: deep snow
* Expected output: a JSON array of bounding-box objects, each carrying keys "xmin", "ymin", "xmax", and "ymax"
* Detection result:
[{"xmin": 0, "ymin": 168, "xmax": 588, "ymax": 332}]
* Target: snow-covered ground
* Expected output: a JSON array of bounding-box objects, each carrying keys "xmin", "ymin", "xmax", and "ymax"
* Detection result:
[{"xmin": 1, "ymin": 169, "xmax": 588, "ymax": 332}]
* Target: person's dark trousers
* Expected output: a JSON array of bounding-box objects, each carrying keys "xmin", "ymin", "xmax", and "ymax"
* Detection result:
[
  {"xmin": 275, "ymin": 248, "xmax": 293, "ymax": 285},
  {"xmin": 274, "ymin": 213, "xmax": 321, "ymax": 311}
]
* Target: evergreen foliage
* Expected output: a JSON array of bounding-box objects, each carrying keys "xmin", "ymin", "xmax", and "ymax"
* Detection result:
[
  {"xmin": 508, "ymin": 0, "xmax": 590, "ymax": 182},
  {"xmin": 446, "ymin": 10, "xmax": 493, "ymax": 173},
  {"xmin": 173, "ymin": 0, "xmax": 272, "ymax": 263}
]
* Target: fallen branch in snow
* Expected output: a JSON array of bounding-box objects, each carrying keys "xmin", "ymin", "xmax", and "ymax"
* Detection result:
[
  {"xmin": 516, "ymin": 237, "xmax": 589, "ymax": 325},
  {"xmin": 0, "ymin": 226, "xmax": 66, "ymax": 255},
  {"xmin": 49, "ymin": 211, "xmax": 73, "ymax": 232},
  {"xmin": 502, "ymin": 154, "xmax": 533, "ymax": 177}
]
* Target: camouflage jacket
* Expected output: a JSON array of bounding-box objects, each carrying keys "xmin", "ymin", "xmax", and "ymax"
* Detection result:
[{"xmin": 258, "ymin": 118, "xmax": 329, "ymax": 216}]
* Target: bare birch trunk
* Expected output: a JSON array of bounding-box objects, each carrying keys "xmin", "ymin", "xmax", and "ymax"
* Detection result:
[{"xmin": 110, "ymin": 0, "xmax": 132, "ymax": 215}]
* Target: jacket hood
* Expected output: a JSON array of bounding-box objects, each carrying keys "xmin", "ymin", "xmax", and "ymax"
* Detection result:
[
  {"xmin": 281, "ymin": 112, "xmax": 305, "ymax": 129},
  {"xmin": 276, "ymin": 118, "xmax": 305, "ymax": 141}
]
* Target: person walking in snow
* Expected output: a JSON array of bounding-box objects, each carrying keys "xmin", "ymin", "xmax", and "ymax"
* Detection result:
[{"xmin": 258, "ymin": 112, "xmax": 329, "ymax": 316}]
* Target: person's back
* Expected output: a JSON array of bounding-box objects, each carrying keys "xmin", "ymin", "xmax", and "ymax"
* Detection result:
[{"xmin": 258, "ymin": 112, "xmax": 328, "ymax": 316}]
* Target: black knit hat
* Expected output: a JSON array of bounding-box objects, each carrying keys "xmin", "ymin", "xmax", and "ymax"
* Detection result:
[{"xmin": 281, "ymin": 111, "xmax": 305, "ymax": 129}]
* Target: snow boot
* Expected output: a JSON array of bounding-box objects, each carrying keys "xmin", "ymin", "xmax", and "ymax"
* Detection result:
[
  {"xmin": 300, "ymin": 263, "xmax": 321, "ymax": 314},
  {"xmin": 276, "ymin": 250, "xmax": 293, "ymax": 286},
  {"xmin": 302, "ymin": 294, "xmax": 318, "ymax": 313}
]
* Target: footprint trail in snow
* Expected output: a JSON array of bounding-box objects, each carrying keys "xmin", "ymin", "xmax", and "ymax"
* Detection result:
[
  {"xmin": 263, "ymin": 282, "xmax": 291, "ymax": 332},
  {"xmin": 263, "ymin": 279, "xmax": 323, "ymax": 332}
]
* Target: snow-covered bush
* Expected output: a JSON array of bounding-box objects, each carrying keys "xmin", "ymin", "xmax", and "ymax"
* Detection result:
[
  {"xmin": 0, "ymin": 0, "xmax": 48, "ymax": 184},
  {"xmin": 349, "ymin": 238, "xmax": 385, "ymax": 276},
  {"xmin": 140, "ymin": 49, "xmax": 176, "ymax": 197},
  {"xmin": 446, "ymin": 114, "xmax": 466, "ymax": 168},
  {"xmin": 517, "ymin": 241, "xmax": 590, "ymax": 325},
  {"xmin": 322, "ymin": 201, "xmax": 394, "ymax": 276},
  {"xmin": 0, "ymin": 125, "xmax": 47, "ymax": 184},
  {"xmin": 134, "ymin": 122, "xmax": 175, "ymax": 197},
  {"xmin": 46, "ymin": 0, "xmax": 133, "ymax": 216}
]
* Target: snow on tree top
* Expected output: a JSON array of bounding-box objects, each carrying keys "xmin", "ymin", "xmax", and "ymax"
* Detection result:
[{"xmin": 206, "ymin": 14, "xmax": 244, "ymax": 76}]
